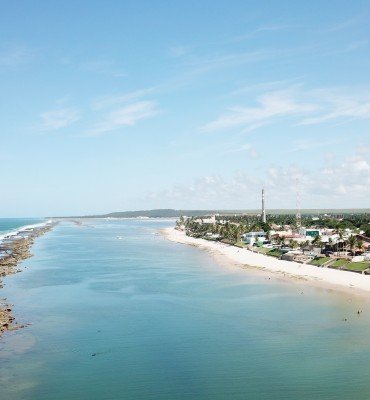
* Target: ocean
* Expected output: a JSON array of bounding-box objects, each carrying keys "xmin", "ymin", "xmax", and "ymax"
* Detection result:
[
  {"xmin": 1, "ymin": 218, "xmax": 370, "ymax": 399},
  {"xmin": 0, "ymin": 218, "xmax": 44, "ymax": 235}
]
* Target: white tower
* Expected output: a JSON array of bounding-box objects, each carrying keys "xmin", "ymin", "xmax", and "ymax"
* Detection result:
[
  {"xmin": 295, "ymin": 178, "xmax": 301, "ymax": 228},
  {"xmin": 261, "ymin": 189, "xmax": 266, "ymax": 224}
]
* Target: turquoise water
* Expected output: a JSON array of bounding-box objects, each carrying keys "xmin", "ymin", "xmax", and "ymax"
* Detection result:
[
  {"xmin": 0, "ymin": 218, "xmax": 44, "ymax": 234},
  {"xmin": 1, "ymin": 219, "xmax": 370, "ymax": 399}
]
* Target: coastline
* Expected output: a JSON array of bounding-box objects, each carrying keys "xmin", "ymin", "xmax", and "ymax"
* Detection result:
[
  {"xmin": 162, "ymin": 227, "xmax": 370, "ymax": 297},
  {"xmin": 0, "ymin": 221, "xmax": 57, "ymax": 335}
]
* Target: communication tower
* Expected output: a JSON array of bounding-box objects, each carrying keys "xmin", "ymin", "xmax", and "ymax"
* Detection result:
[
  {"xmin": 295, "ymin": 178, "xmax": 301, "ymax": 228},
  {"xmin": 261, "ymin": 189, "xmax": 266, "ymax": 224}
]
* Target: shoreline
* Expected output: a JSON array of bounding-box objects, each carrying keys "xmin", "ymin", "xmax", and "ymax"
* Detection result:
[
  {"xmin": 0, "ymin": 221, "xmax": 57, "ymax": 335},
  {"xmin": 162, "ymin": 227, "xmax": 370, "ymax": 298}
]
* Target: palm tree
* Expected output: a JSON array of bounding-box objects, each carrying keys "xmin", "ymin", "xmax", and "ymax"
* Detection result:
[
  {"xmin": 228, "ymin": 224, "xmax": 237, "ymax": 242},
  {"xmin": 300, "ymin": 240, "xmax": 309, "ymax": 255},
  {"xmin": 223, "ymin": 222, "xmax": 231, "ymax": 240},
  {"xmin": 312, "ymin": 234, "xmax": 324, "ymax": 255},
  {"xmin": 348, "ymin": 235, "xmax": 357, "ymax": 255},
  {"xmin": 357, "ymin": 239, "xmax": 364, "ymax": 255},
  {"xmin": 234, "ymin": 225, "xmax": 242, "ymax": 243},
  {"xmin": 336, "ymin": 229, "xmax": 345, "ymax": 256},
  {"xmin": 312, "ymin": 234, "xmax": 320, "ymax": 246},
  {"xmin": 220, "ymin": 225, "xmax": 227, "ymax": 239},
  {"xmin": 328, "ymin": 237, "xmax": 333, "ymax": 252}
]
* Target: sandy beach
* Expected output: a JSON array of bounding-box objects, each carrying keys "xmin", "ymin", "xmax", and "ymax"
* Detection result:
[{"xmin": 163, "ymin": 227, "xmax": 370, "ymax": 296}]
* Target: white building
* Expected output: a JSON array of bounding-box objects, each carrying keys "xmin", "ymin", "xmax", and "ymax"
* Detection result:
[
  {"xmin": 299, "ymin": 228, "xmax": 321, "ymax": 239},
  {"xmin": 195, "ymin": 215, "xmax": 216, "ymax": 224},
  {"xmin": 242, "ymin": 231, "xmax": 266, "ymax": 245}
]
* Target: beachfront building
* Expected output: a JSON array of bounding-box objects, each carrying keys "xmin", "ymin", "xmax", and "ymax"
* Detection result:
[
  {"xmin": 205, "ymin": 232, "xmax": 221, "ymax": 240},
  {"xmin": 195, "ymin": 215, "xmax": 216, "ymax": 224},
  {"xmin": 242, "ymin": 231, "xmax": 266, "ymax": 245},
  {"xmin": 356, "ymin": 234, "xmax": 370, "ymax": 250},
  {"xmin": 299, "ymin": 228, "xmax": 320, "ymax": 239},
  {"xmin": 281, "ymin": 251, "xmax": 315, "ymax": 263},
  {"xmin": 271, "ymin": 229, "xmax": 293, "ymax": 237}
]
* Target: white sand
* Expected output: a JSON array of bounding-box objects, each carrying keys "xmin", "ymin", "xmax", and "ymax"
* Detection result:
[{"xmin": 162, "ymin": 227, "xmax": 370, "ymax": 295}]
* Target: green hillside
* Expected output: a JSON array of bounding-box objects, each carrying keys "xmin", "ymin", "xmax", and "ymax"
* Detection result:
[{"xmin": 65, "ymin": 208, "xmax": 370, "ymax": 219}]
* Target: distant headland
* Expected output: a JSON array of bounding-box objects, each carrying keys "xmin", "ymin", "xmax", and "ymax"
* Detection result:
[{"xmin": 59, "ymin": 208, "xmax": 370, "ymax": 219}]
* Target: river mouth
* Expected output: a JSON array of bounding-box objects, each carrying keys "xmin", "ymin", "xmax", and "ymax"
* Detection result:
[{"xmin": 1, "ymin": 218, "xmax": 370, "ymax": 400}]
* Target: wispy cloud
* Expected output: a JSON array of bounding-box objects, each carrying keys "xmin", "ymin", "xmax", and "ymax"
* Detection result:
[
  {"xmin": 342, "ymin": 39, "xmax": 369, "ymax": 52},
  {"xmin": 203, "ymin": 85, "xmax": 370, "ymax": 133},
  {"xmin": 233, "ymin": 24, "xmax": 297, "ymax": 42},
  {"xmin": 184, "ymin": 50, "xmax": 271, "ymax": 75},
  {"xmin": 0, "ymin": 45, "xmax": 35, "ymax": 67},
  {"xmin": 169, "ymin": 45, "xmax": 192, "ymax": 58},
  {"xmin": 38, "ymin": 108, "xmax": 81, "ymax": 131},
  {"xmin": 80, "ymin": 59, "xmax": 127, "ymax": 78},
  {"xmin": 226, "ymin": 143, "xmax": 259, "ymax": 159},
  {"xmin": 322, "ymin": 16, "xmax": 362, "ymax": 33},
  {"xmin": 33, "ymin": 89, "xmax": 159, "ymax": 136},
  {"xmin": 91, "ymin": 88, "xmax": 155, "ymax": 110},
  {"xmin": 202, "ymin": 89, "xmax": 316, "ymax": 132},
  {"xmin": 87, "ymin": 101, "xmax": 159, "ymax": 136},
  {"xmin": 298, "ymin": 89, "xmax": 370, "ymax": 126},
  {"xmin": 230, "ymin": 78, "xmax": 304, "ymax": 96},
  {"xmin": 286, "ymin": 138, "xmax": 347, "ymax": 153}
]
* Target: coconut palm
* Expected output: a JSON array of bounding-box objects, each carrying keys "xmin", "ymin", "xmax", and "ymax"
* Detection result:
[
  {"xmin": 357, "ymin": 239, "xmax": 364, "ymax": 254},
  {"xmin": 348, "ymin": 235, "xmax": 357, "ymax": 255},
  {"xmin": 312, "ymin": 235, "xmax": 324, "ymax": 254},
  {"xmin": 336, "ymin": 229, "xmax": 345, "ymax": 256},
  {"xmin": 300, "ymin": 240, "xmax": 310, "ymax": 255}
]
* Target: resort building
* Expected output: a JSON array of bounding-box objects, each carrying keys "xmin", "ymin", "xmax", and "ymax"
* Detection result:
[
  {"xmin": 356, "ymin": 234, "xmax": 370, "ymax": 250},
  {"xmin": 195, "ymin": 215, "xmax": 216, "ymax": 224},
  {"xmin": 242, "ymin": 231, "xmax": 266, "ymax": 245},
  {"xmin": 299, "ymin": 228, "xmax": 321, "ymax": 238}
]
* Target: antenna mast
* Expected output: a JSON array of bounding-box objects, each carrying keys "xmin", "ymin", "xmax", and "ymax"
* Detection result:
[
  {"xmin": 261, "ymin": 189, "xmax": 266, "ymax": 224},
  {"xmin": 295, "ymin": 177, "xmax": 301, "ymax": 228}
]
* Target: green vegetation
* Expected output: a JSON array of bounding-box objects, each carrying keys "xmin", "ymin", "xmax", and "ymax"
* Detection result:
[
  {"xmin": 175, "ymin": 212, "xmax": 370, "ymax": 277},
  {"xmin": 70, "ymin": 208, "xmax": 370, "ymax": 220},
  {"xmin": 330, "ymin": 259, "xmax": 348, "ymax": 268},
  {"xmin": 310, "ymin": 257, "xmax": 331, "ymax": 266},
  {"xmin": 343, "ymin": 262, "xmax": 370, "ymax": 272},
  {"xmin": 86, "ymin": 209, "xmax": 216, "ymax": 218},
  {"xmin": 267, "ymin": 249, "xmax": 284, "ymax": 258},
  {"xmin": 257, "ymin": 247, "xmax": 272, "ymax": 254},
  {"xmin": 177, "ymin": 211, "xmax": 370, "ymax": 254}
]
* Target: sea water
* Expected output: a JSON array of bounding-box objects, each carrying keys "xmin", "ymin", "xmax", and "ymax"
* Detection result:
[
  {"xmin": 0, "ymin": 218, "xmax": 44, "ymax": 235},
  {"xmin": 1, "ymin": 219, "xmax": 370, "ymax": 400}
]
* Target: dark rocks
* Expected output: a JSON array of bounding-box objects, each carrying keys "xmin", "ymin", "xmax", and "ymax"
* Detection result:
[{"xmin": 0, "ymin": 222, "xmax": 57, "ymax": 336}]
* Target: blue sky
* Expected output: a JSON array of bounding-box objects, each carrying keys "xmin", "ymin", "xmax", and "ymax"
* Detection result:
[{"xmin": 1, "ymin": 1, "xmax": 370, "ymax": 216}]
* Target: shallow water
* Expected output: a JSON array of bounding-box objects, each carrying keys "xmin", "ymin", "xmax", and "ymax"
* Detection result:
[{"xmin": 1, "ymin": 219, "xmax": 370, "ymax": 399}]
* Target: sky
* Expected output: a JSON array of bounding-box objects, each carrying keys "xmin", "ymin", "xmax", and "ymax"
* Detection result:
[{"xmin": 1, "ymin": 0, "xmax": 370, "ymax": 217}]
